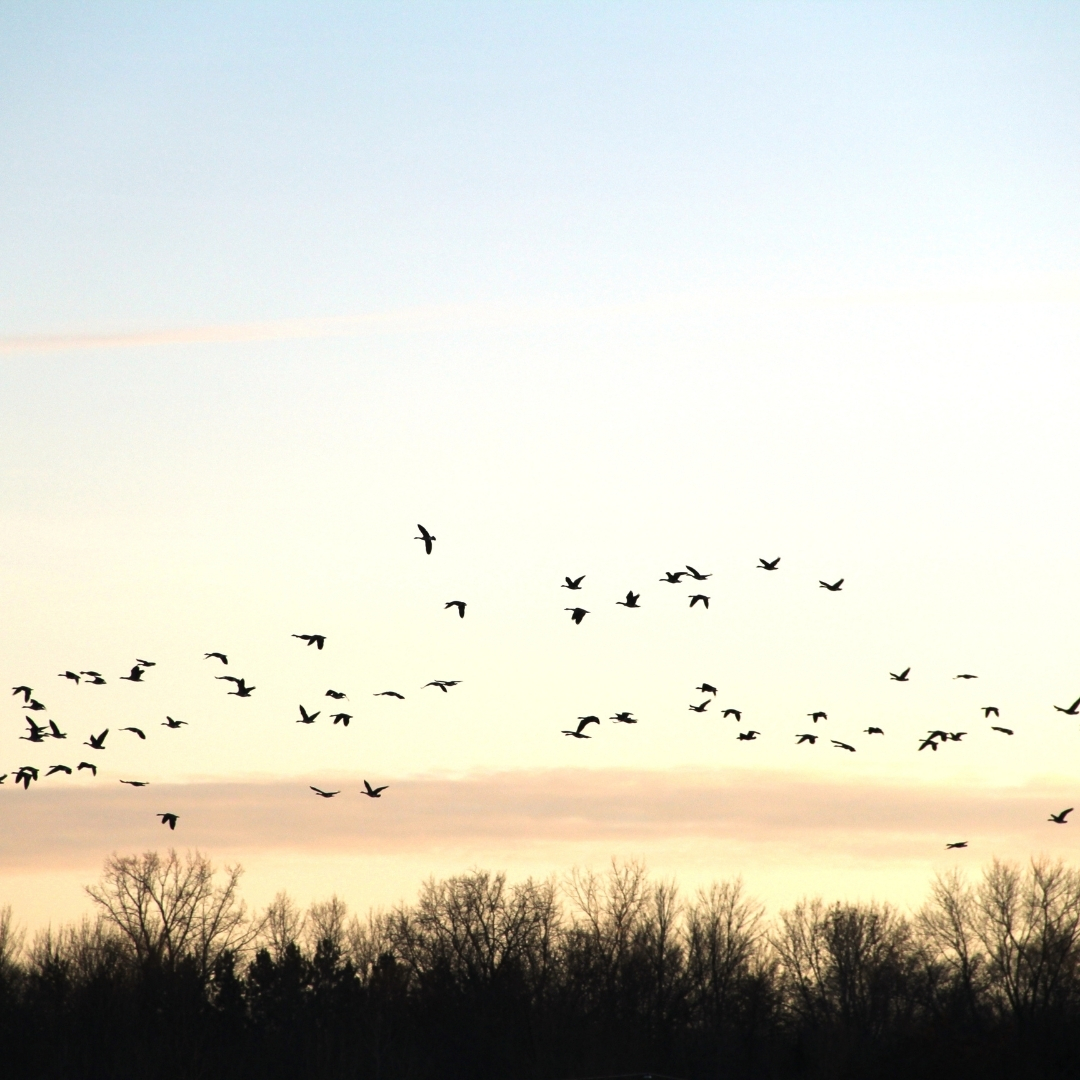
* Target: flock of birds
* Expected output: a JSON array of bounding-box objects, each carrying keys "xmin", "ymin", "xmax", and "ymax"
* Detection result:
[{"xmin": 5, "ymin": 525, "xmax": 1078, "ymax": 849}]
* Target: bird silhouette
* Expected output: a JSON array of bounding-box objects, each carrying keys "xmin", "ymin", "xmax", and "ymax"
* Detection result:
[
  {"xmin": 136, "ymin": 659, "xmax": 156, "ymax": 667},
  {"xmin": 77, "ymin": 761, "xmax": 97, "ymax": 775},
  {"xmin": 0, "ymin": 775, "xmax": 6, "ymax": 784},
  {"xmin": 325, "ymin": 690, "xmax": 348, "ymax": 700},
  {"xmin": 562, "ymin": 575, "xmax": 585, "ymax": 590},
  {"xmin": 1050, "ymin": 808, "xmax": 1074, "ymax": 824},
  {"xmin": 565, "ymin": 607, "xmax": 589, "ymax": 624},
  {"xmin": 158, "ymin": 813, "xmax": 178, "ymax": 829},
  {"xmin": 293, "ymin": 634, "xmax": 326, "ymax": 650},
  {"xmin": 983, "ymin": 707, "xmax": 1000, "ymax": 718},
  {"xmin": 11, "ymin": 685, "xmax": 32, "ymax": 702},
  {"xmin": 415, "ymin": 524, "xmax": 436, "ymax": 554},
  {"xmin": 832, "ymin": 740, "xmax": 856, "ymax": 752},
  {"xmin": 20, "ymin": 721, "xmax": 47, "ymax": 743},
  {"xmin": 610, "ymin": 712, "xmax": 637, "ymax": 724},
  {"xmin": 216, "ymin": 676, "xmax": 255, "ymax": 696},
  {"xmin": 23, "ymin": 699, "xmax": 46, "ymax": 711},
  {"xmin": 926, "ymin": 730, "xmax": 950, "ymax": 742},
  {"xmin": 120, "ymin": 666, "xmax": 145, "ymax": 682},
  {"xmin": 204, "ymin": 652, "xmax": 228, "ymax": 664},
  {"xmin": 819, "ymin": 579, "xmax": 844, "ymax": 592},
  {"xmin": 1053, "ymin": 696, "xmax": 1080, "ymax": 716},
  {"xmin": 722, "ymin": 709, "xmax": 742, "ymax": 721},
  {"xmin": 946, "ymin": 841, "xmax": 968, "ymax": 849},
  {"xmin": 445, "ymin": 601, "xmax": 466, "ymax": 618},
  {"xmin": 948, "ymin": 732, "xmax": 967, "ymax": 742},
  {"xmin": 46, "ymin": 764, "xmax": 72, "ymax": 776},
  {"xmin": 58, "ymin": 671, "xmax": 80, "ymax": 684},
  {"xmin": 890, "ymin": 668, "xmax": 911, "ymax": 682},
  {"xmin": 696, "ymin": 683, "xmax": 717, "ymax": 695},
  {"xmin": 954, "ymin": 674, "xmax": 978, "ymax": 680},
  {"xmin": 297, "ymin": 705, "xmax": 320, "ymax": 725},
  {"xmin": 808, "ymin": 711, "xmax": 827, "ymax": 723},
  {"xmin": 310, "ymin": 787, "xmax": 339, "ymax": 798},
  {"xmin": 865, "ymin": 727, "xmax": 884, "ymax": 735},
  {"xmin": 688, "ymin": 701, "xmax": 711, "ymax": 713},
  {"xmin": 796, "ymin": 733, "xmax": 818, "ymax": 744},
  {"xmin": 685, "ymin": 565, "xmax": 712, "ymax": 580},
  {"xmin": 84, "ymin": 730, "xmax": 108, "ymax": 749},
  {"xmin": 562, "ymin": 716, "xmax": 600, "ymax": 738},
  {"xmin": 918, "ymin": 737, "xmax": 939, "ymax": 752},
  {"xmin": 688, "ymin": 594, "xmax": 709, "ymax": 609},
  {"xmin": 737, "ymin": 731, "xmax": 760, "ymax": 741},
  {"xmin": 120, "ymin": 779, "xmax": 150, "ymax": 787},
  {"xmin": 48, "ymin": 721, "xmax": 66, "ymax": 739},
  {"xmin": 14, "ymin": 767, "xmax": 39, "ymax": 789},
  {"xmin": 120, "ymin": 727, "xmax": 146, "ymax": 740},
  {"xmin": 80, "ymin": 671, "xmax": 106, "ymax": 684},
  {"xmin": 991, "ymin": 726, "xmax": 1014, "ymax": 735},
  {"xmin": 423, "ymin": 680, "xmax": 460, "ymax": 692},
  {"xmin": 362, "ymin": 780, "xmax": 388, "ymax": 798},
  {"xmin": 374, "ymin": 691, "xmax": 405, "ymax": 699},
  {"xmin": 660, "ymin": 571, "xmax": 687, "ymax": 583},
  {"xmin": 331, "ymin": 713, "xmax": 352, "ymax": 726},
  {"xmin": 616, "ymin": 591, "xmax": 641, "ymax": 608},
  {"xmin": 162, "ymin": 717, "xmax": 187, "ymax": 728},
  {"xmin": 758, "ymin": 557, "xmax": 780, "ymax": 571}
]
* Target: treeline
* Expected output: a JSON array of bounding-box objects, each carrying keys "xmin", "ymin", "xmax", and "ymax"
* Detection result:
[{"xmin": 4, "ymin": 853, "xmax": 1080, "ymax": 1079}]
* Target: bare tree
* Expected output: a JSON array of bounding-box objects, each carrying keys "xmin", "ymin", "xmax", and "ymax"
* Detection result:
[
  {"xmin": 260, "ymin": 890, "xmax": 307, "ymax": 962},
  {"xmin": 0, "ymin": 905, "xmax": 24, "ymax": 979}
]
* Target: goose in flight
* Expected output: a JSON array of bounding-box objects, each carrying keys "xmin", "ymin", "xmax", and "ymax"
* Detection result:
[
  {"xmin": 946, "ymin": 841, "xmax": 968, "ymax": 849},
  {"xmin": 23, "ymin": 698, "xmax": 46, "ymax": 711},
  {"xmin": 216, "ymin": 676, "xmax": 255, "ymax": 696},
  {"xmin": 561, "ymin": 575, "xmax": 585, "ymax": 590},
  {"xmin": 310, "ymin": 787, "xmax": 339, "ymax": 798},
  {"xmin": 688, "ymin": 594, "xmax": 710, "ymax": 609},
  {"xmin": 660, "ymin": 571, "xmax": 687, "ymax": 583},
  {"xmin": 819, "ymin": 579, "xmax": 844, "ymax": 592},
  {"xmin": 330, "ymin": 713, "xmax": 352, "ymax": 726},
  {"xmin": 120, "ymin": 727, "xmax": 146, "ymax": 740},
  {"xmin": 415, "ymin": 524, "xmax": 436, "ymax": 554},
  {"xmin": 832, "ymin": 740, "xmax": 856, "ymax": 752},
  {"xmin": 158, "ymin": 813, "xmax": 178, "ymax": 829},
  {"xmin": 685, "ymin": 565, "xmax": 712, "ymax": 580},
  {"xmin": 890, "ymin": 668, "xmax": 911, "ymax": 682},
  {"xmin": 445, "ymin": 601, "xmax": 466, "ymax": 618},
  {"xmin": 120, "ymin": 779, "xmax": 150, "ymax": 787},
  {"xmin": 80, "ymin": 671, "xmax": 106, "ymax": 684},
  {"xmin": 136, "ymin": 659, "xmax": 156, "ymax": 667},
  {"xmin": 758, "ymin": 557, "xmax": 780, "ymax": 571},
  {"xmin": 46, "ymin": 764, "xmax": 72, "ymax": 776},
  {"xmin": 983, "ymin": 707, "xmax": 999, "ymax": 718},
  {"xmin": 423, "ymin": 680, "xmax": 460, "ymax": 692},
  {"xmin": 736, "ymin": 731, "xmax": 760, "ymax": 741},
  {"xmin": 562, "ymin": 716, "xmax": 599, "ymax": 738},
  {"xmin": 565, "ymin": 607, "xmax": 589, "ymax": 624},
  {"xmin": 610, "ymin": 712, "xmax": 637, "ymax": 724},
  {"xmin": 14, "ymin": 767, "xmax": 39, "ymax": 789},
  {"xmin": 11, "ymin": 685, "xmax": 32, "ymax": 702},
  {"xmin": 1053, "ymin": 696, "xmax": 1080, "ymax": 716},
  {"xmin": 84, "ymin": 729, "xmax": 108, "ymax": 749},
  {"xmin": 865, "ymin": 726, "xmax": 884, "ymax": 735},
  {"xmin": 808, "ymin": 711, "xmax": 827, "ymax": 723},
  {"xmin": 162, "ymin": 717, "xmax": 187, "ymax": 728},
  {"xmin": 362, "ymin": 780, "xmax": 388, "ymax": 798},
  {"xmin": 59, "ymin": 671, "xmax": 80, "ymax": 684},
  {"xmin": 947, "ymin": 732, "xmax": 966, "ymax": 742},
  {"xmin": 954, "ymin": 674, "xmax": 978, "ymax": 680},
  {"xmin": 688, "ymin": 701, "xmax": 710, "ymax": 713},
  {"xmin": 925, "ymin": 729, "xmax": 950, "ymax": 742},
  {"xmin": 293, "ymin": 634, "xmax": 326, "ymax": 649},
  {"xmin": 77, "ymin": 761, "xmax": 97, "ymax": 775},
  {"xmin": 204, "ymin": 652, "xmax": 228, "ymax": 664},
  {"xmin": 325, "ymin": 689, "xmax": 347, "ymax": 700},
  {"xmin": 20, "ymin": 720, "xmax": 47, "ymax": 743},
  {"xmin": 1050, "ymin": 808, "xmax": 1074, "ymax": 824},
  {"xmin": 297, "ymin": 704, "xmax": 320, "ymax": 725},
  {"xmin": 120, "ymin": 666, "xmax": 145, "ymax": 682},
  {"xmin": 374, "ymin": 691, "xmax": 404, "ymax": 699},
  {"xmin": 48, "ymin": 721, "xmax": 66, "ymax": 739},
  {"xmin": 696, "ymin": 683, "xmax": 717, "ymax": 696},
  {"xmin": 918, "ymin": 737, "xmax": 940, "ymax": 752},
  {"xmin": 991, "ymin": 726, "xmax": 1014, "ymax": 735},
  {"xmin": 796, "ymin": 733, "xmax": 818, "ymax": 744},
  {"xmin": 722, "ymin": 708, "xmax": 742, "ymax": 721},
  {"xmin": 616, "ymin": 591, "xmax": 640, "ymax": 608}
]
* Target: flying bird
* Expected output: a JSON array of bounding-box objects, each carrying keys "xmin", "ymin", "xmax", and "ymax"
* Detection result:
[
  {"xmin": 331, "ymin": 713, "xmax": 352, "ymax": 726},
  {"xmin": 84, "ymin": 730, "xmax": 108, "ymax": 749},
  {"xmin": 890, "ymin": 668, "xmax": 911, "ymax": 682},
  {"xmin": 736, "ymin": 731, "xmax": 760, "ymax": 741},
  {"xmin": 685, "ymin": 565, "xmax": 712, "ymax": 580},
  {"xmin": 162, "ymin": 717, "xmax": 187, "ymax": 728},
  {"xmin": 688, "ymin": 594, "xmax": 709, "ymax": 609},
  {"xmin": 158, "ymin": 813, "xmax": 178, "ymax": 829},
  {"xmin": 204, "ymin": 652, "xmax": 228, "ymax": 664},
  {"xmin": 415, "ymin": 524, "xmax": 436, "ymax": 554},
  {"xmin": 216, "ymin": 676, "xmax": 254, "ymax": 696},
  {"xmin": 1049, "ymin": 808, "xmax": 1074, "ymax": 824},
  {"xmin": 947, "ymin": 732, "xmax": 967, "ymax": 742},
  {"xmin": 325, "ymin": 690, "xmax": 348, "ymax": 700},
  {"xmin": 297, "ymin": 705, "xmax": 320, "ymax": 725},
  {"xmin": 136, "ymin": 659, "xmax": 155, "ymax": 667},
  {"xmin": 926, "ymin": 730, "xmax": 950, "ymax": 742},
  {"xmin": 120, "ymin": 666, "xmax": 145, "ymax": 682},
  {"xmin": 610, "ymin": 712, "xmax": 637, "ymax": 724},
  {"xmin": 120, "ymin": 727, "xmax": 146, "ymax": 739},
  {"xmin": 46, "ymin": 765, "xmax": 72, "ymax": 776},
  {"xmin": 954, "ymin": 674, "xmax": 978, "ymax": 680},
  {"xmin": 310, "ymin": 787, "xmax": 339, "ymax": 798},
  {"xmin": 832, "ymin": 740, "xmax": 856, "ymax": 752},
  {"xmin": 48, "ymin": 721, "xmax": 66, "ymax": 740},
  {"xmin": 808, "ymin": 712, "xmax": 827, "ymax": 723},
  {"xmin": 293, "ymin": 634, "xmax": 326, "ymax": 649},
  {"xmin": 983, "ymin": 707, "xmax": 999, "ymax": 718},
  {"xmin": 688, "ymin": 701, "xmax": 710, "ymax": 713},
  {"xmin": 445, "ymin": 601, "xmax": 466, "ymax": 618},
  {"xmin": 20, "ymin": 721, "xmax": 47, "ymax": 743},
  {"xmin": 58, "ymin": 671, "xmax": 80, "ymax": 684},
  {"xmin": 80, "ymin": 671, "xmax": 106, "ymax": 684},
  {"xmin": 77, "ymin": 762, "xmax": 97, "ymax": 775},
  {"xmin": 1053, "ymin": 697, "xmax": 1080, "ymax": 716},
  {"xmin": 14, "ymin": 767, "xmax": 39, "ymax": 789},
  {"xmin": 991, "ymin": 726, "xmax": 1014, "ymax": 735},
  {"xmin": 561, "ymin": 575, "xmax": 585, "ymax": 590},
  {"xmin": 696, "ymin": 683, "xmax": 717, "ymax": 695},
  {"xmin": 796, "ymin": 733, "xmax": 818, "ymax": 744},
  {"xmin": 819, "ymin": 579, "xmax": 844, "ymax": 592},
  {"xmin": 374, "ymin": 691, "xmax": 404, "ymax": 699},
  {"xmin": 562, "ymin": 716, "xmax": 600, "ymax": 738},
  {"xmin": 616, "ymin": 591, "xmax": 641, "ymax": 608},
  {"xmin": 758, "ymin": 557, "xmax": 780, "ymax": 571},
  {"xmin": 722, "ymin": 709, "xmax": 742, "ymax": 721},
  {"xmin": 946, "ymin": 841, "xmax": 968, "ymax": 849},
  {"xmin": 120, "ymin": 780, "xmax": 150, "ymax": 787},
  {"xmin": 565, "ymin": 607, "xmax": 589, "ymax": 624},
  {"xmin": 423, "ymin": 680, "xmax": 460, "ymax": 692},
  {"xmin": 362, "ymin": 780, "xmax": 388, "ymax": 798},
  {"xmin": 865, "ymin": 727, "xmax": 884, "ymax": 735},
  {"xmin": 23, "ymin": 699, "xmax": 46, "ymax": 711},
  {"xmin": 11, "ymin": 685, "xmax": 32, "ymax": 702},
  {"xmin": 660, "ymin": 571, "xmax": 687, "ymax": 583}
]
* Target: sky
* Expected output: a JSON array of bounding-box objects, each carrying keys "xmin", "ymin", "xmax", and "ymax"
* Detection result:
[{"xmin": 1, "ymin": 1, "xmax": 1079, "ymax": 930}]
